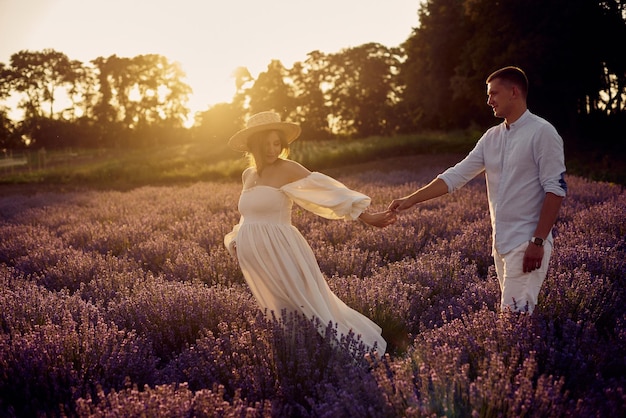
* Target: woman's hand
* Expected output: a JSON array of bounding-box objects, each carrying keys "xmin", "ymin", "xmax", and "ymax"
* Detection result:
[{"xmin": 359, "ymin": 210, "xmax": 397, "ymax": 228}]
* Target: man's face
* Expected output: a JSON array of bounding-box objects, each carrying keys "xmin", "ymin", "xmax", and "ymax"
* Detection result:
[{"xmin": 486, "ymin": 78, "xmax": 514, "ymax": 119}]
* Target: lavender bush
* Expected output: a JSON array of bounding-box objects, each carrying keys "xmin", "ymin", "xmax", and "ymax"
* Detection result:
[{"xmin": 0, "ymin": 157, "xmax": 624, "ymax": 417}]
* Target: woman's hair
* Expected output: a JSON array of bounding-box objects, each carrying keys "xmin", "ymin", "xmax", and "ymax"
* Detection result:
[
  {"xmin": 245, "ymin": 129, "xmax": 290, "ymax": 170},
  {"xmin": 487, "ymin": 66, "xmax": 529, "ymax": 98}
]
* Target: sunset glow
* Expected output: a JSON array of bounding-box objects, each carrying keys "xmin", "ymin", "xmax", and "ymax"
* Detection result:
[{"xmin": 0, "ymin": 0, "xmax": 420, "ymax": 116}]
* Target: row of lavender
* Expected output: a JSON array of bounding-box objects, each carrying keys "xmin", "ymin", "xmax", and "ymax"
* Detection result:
[{"xmin": 0, "ymin": 163, "xmax": 624, "ymax": 417}]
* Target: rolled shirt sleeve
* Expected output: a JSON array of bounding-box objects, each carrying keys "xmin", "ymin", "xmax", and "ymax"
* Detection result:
[{"xmin": 535, "ymin": 123, "xmax": 567, "ymax": 197}]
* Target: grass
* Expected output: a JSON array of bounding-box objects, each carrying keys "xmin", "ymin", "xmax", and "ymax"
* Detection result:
[
  {"xmin": 1, "ymin": 130, "xmax": 624, "ymax": 188},
  {"xmin": 0, "ymin": 132, "xmax": 478, "ymax": 187}
]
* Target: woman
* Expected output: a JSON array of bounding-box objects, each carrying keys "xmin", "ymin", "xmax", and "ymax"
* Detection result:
[{"xmin": 224, "ymin": 111, "xmax": 394, "ymax": 355}]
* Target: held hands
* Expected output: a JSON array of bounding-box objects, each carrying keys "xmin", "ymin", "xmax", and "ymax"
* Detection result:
[
  {"xmin": 359, "ymin": 210, "xmax": 397, "ymax": 228},
  {"xmin": 388, "ymin": 196, "xmax": 415, "ymax": 213},
  {"xmin": 388, "ymin": 179, "xmax": 448, "ymax": 213}
]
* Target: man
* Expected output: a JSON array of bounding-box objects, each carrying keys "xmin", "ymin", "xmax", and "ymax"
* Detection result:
[{"xmin": 389, "ymin": 66, "xmax": 567, "ymax": 313}]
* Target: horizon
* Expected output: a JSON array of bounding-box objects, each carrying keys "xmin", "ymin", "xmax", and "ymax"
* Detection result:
[{"xmin": 0, "ymin": 0, "xmax": 421, "ymax": 121}]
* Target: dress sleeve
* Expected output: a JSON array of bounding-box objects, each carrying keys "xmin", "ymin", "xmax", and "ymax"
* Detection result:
[
  {"xmin": 281, "ymin": 172, "xmax": 371, "ymax": 220},
  {"xmin": 223, "ymin": 217, "xmax": 241, "ymax": 258}
]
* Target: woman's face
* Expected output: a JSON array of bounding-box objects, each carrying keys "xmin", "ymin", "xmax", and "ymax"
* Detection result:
[{"xmin": 254, "ymin": 130, "xmax": 283, "ymax": 165}]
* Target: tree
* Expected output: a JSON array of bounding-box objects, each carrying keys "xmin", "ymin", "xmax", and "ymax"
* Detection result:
[
  {"xmin": 591, "ymin": 0, "xmax": 626, "ymax": 117},
  {"xmin": 0, "ymin": 63, "xmax": 10, "ymax": 101},
  {"xmin": 289, "ymin": 51, "xmax": 332, "ymax": 140},
  {"xmin": 193, "ymin": 102, "xmax": 244, "ymax": 147},
  {"xmin": 133, "ymin": 54, "xmax": 191, "ymax": 129},
  {"xmin": 402, "ymin": 0, "xmax": 626, "ymax": 138},
  {"xmin": 91, "ymin": 55, "xmax": 132, "ymax": 148},
  {"xmin": 0, "ymin": 109, "xmax": 19, "ymax": 148},
  {"xmin": 232, "ymin": 66, "xmax": 253, "ymax": 94},
  {"xmin": 92, "ymin": 54, "xmax": 192, "ymax": 147},
  {"xmin": 245, "ymin": 60, "xmax": 295, "ymax": 117},
  {"xmin": 0, "ymin": 63, "xmax": 18, "ymax": 148},
  {"xmin": 326, "ymin": 43, "xmax": 403, "ymax": 137},
  {"xmin": 63, "ymin": 59, "xmax": 99, "ymax": 121},
  {"xmin": 5, "ymin": 49, "xmax": 78, "ymax": 120},
  {"xmin": 230, "ymin": 66, "xmax": 253, "ymax": 112},
  {"xmin": 400, "ymin": 0, "xmax": 470, "ymax": 131},
  {"xmin": 2, "ymin": 49, "xmax": 90, "ymax": 148}
]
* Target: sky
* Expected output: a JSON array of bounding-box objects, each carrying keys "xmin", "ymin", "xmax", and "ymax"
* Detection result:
[{"xmin": 0, "ymin": 0, "xmax": 421, "ymax": 118}]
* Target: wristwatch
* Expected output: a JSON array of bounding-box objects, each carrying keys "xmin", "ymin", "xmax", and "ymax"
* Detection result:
[{"xmin": 530, "ymin": 236, "xmax": 544, "ymax": 246}]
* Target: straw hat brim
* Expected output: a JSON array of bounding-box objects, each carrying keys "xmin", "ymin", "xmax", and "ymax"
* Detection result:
[{"xmin": 228, "ymin": 122, "xmax": 301, "ymax": 152}]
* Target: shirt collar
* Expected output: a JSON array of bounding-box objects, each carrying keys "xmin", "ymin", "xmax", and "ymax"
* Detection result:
[{"xmin": 506, "ymin": 109, "xmax": 531, "ymax": 130}]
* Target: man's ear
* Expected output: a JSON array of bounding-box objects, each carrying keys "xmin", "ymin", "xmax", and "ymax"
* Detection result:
[{"xmin": 511, "ymin": 85, "xmax": 521, "ymax": 99}]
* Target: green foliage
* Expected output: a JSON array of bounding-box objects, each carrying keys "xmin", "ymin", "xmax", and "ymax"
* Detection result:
[
  {"xmin": 402, "ymin": 0, "xmax": 626, "ymax": 133},
  {"xmin": 0, "ymin": 132, "xmax": 477, "ymax": 187},
  {"xmin": 4, "ymin": 49, "xmax": 76, "ymax": 119},
  {"xmin": 0, "ymin": 51, "xmax": 192, "ymax": 149},
  {"xmin": 291, "ymin": 131, "xmax": 477, "ymax": 171},
  {"xmin": 2, "ymin": 0, "xmax": 625, "ymax": 152},
  {"xmin": 2, "ymin": 129, "xmax": 625, "ymax": 186}
]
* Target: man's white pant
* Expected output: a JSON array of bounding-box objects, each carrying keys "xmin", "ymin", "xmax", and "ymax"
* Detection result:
[{"xmin": 494, "ymin": 240, "xmax": 553, "ymax": 313}]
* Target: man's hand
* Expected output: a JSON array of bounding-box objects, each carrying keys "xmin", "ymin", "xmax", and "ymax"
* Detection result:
[
  {"xmin": 523, "ymin": 242, "xmax": 544, "ymax": 273},
  {"xmin": 388, "ymin": 196, "xmax": 414, "ymax": 212},
  {"xmin": 388, "ymin": 178, "xmax": 449, "ymax": 213}
]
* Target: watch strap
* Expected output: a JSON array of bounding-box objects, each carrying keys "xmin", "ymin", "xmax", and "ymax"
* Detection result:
[{"xmin": 530, "ymin": 236, "xmax": 544, "ymax": 246}]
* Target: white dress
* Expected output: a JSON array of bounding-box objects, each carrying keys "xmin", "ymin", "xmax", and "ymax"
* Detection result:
[{"xmin": 224, "ymin": 172, "xmax": 386, "ymax": 354}]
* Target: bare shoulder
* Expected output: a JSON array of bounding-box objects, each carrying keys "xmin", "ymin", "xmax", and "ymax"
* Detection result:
[
  {"xmin": 242, "ymin": 166, "xmax": 255, "ymax": 183},
  {"xmin": 280, "ymin": 159, "xmax": 311, "ymax": 182}
]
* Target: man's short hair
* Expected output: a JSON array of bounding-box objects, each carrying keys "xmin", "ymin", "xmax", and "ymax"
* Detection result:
[{"xmin": 487, "ymin": 66, "xmax": 529, "ymax": 98}]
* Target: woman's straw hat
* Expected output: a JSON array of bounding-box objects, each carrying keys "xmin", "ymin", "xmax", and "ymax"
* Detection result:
[{"xmin": 228, "ymin": 111, "xmax": 301, "ymax": 152}]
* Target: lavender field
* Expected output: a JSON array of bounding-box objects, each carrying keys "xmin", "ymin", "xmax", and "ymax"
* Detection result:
[{"xmin": 1, "ymin": 155, "xmax": 624, "ymax": 417}]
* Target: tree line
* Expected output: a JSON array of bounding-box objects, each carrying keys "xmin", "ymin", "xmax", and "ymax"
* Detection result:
[{"xmin": 1, "ymin": 0, "xmax": 624, "ymax": 152}]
